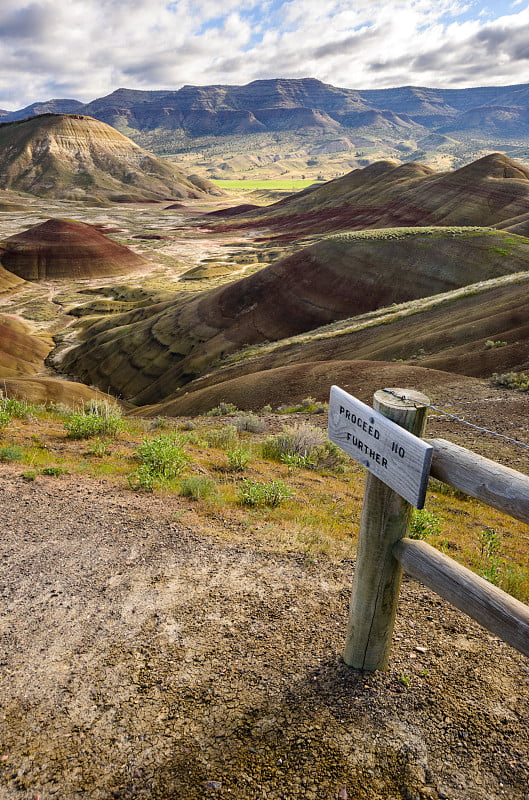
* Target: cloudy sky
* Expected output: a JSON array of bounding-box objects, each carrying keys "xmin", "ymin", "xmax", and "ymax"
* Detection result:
[{"xmin": 0, "ymin": 0, "xmax": 528, "ymax": 109}]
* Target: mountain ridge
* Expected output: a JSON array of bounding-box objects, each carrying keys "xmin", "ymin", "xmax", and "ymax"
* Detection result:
[{"xmin": 4, "ymin": 78, "xmax": 529, "ymax": 140}]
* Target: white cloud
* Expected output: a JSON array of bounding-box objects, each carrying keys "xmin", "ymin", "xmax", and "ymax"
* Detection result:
[{"xmin": 0, "ymin": 0, "xmax": 528, "ymax": 109}]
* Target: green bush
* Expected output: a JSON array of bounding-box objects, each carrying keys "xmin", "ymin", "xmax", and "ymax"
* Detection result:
[
  {"xmin": 409, "ymin": 509, "xmax": 442, "ymax": 539},
  {"xmin": 206, "ymin": 402, "xmax": 240, "ymax": 416},
  {"xmin": 238, "ymin": 479, "xmax": 293, "ymax": 507},
  {"xmin": 0, "ymin": 445, "xmax": 23, "ymax": 462},
  {"xmin": 491, "ymin": 372, "xmax": 529, "ymax": 391},
  {"xmin": 0, "ymin": 396, "xmax": 39, "ymax": 418},
  {"xmin": 127, "ymin": 464, "xmax": 155, "ymax": 492},
  {"xmin": 279, "ymin": 396, "xmax": 328, "ymax": 414},
  {"xmin": 233, "ymin": 414, "xmax": 266, "ymax": 433},
  {"xmin": 202, "ymin": 425, "xmax": 239, "ymax": 450},
  {"xmin": 64, "ymin": 402, "xmax": 125, "ymax": 439},
  {"xmin": 41, "ymin": 466, "xmax": 68, "ymax": 477},
  {"xmin": 262, "ymin": 422, "xmax": 347, "ymax": 471},
  {"xmin": 226, "ymin": 447, "xmax": 251, "ymax": 472},
  {"xmin": 0, "ymin": 411, "xmax": 11, "ymax": 430},
  {"xmin": 135, "ymin": 434, "xmax": 190, "ymax": 480},
  {"xmin": 179, "ymin": 476, "xmax": 217, "ymax": 500}
]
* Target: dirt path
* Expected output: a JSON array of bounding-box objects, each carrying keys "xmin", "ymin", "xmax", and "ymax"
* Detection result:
[{"xmin": 0, "ymin": 466, "xmax": 527, "ymax": 799}]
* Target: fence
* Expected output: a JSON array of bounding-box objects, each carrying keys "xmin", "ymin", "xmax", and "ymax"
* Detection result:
[{"xmin": 340, "ymin": 388, "xmax": 529, "ymax": 671}]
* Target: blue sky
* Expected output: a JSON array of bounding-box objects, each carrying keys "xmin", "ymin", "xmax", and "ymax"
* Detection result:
[{"xmin": 0, "ymin": 1, "xmax": 528, "ymax": 109}]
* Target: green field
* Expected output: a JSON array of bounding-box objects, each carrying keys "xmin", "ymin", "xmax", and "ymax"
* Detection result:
[{"xmin": 212, "ymin": 178, "xmax": 321, "ymax": 190}]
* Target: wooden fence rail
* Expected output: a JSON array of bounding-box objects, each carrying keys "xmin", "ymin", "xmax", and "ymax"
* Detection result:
[
  {"xmin": 393, "ymin": 537, "xmax": 529, "ymax": 657},
  {"xmin": 339, "ymin": 388, "xmax": 529, "ymax": 671}
]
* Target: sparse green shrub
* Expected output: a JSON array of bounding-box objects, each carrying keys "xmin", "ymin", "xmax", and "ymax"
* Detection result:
[
  {"xmin": 279, "ymin": 396, "xmax": 328, "ymax": 414},
  {"xmin": 238, "ymin": 479, "xmax": 293, "ymax": 507},
  {"xmin": 280, "ymin": 452, "xmax": 316, "ymax": 470},
  {"xmin": 226, "ymin": 447, "xmax": 251, "ymax": 472},
  {"xmin": 135, "ymin": 434, "xmax": 190, "ymax": 480},
  {"xmin": 262, "ymin": 422, "xmax": 347, "ymax": 471},
  {"xmin": 179, "ymin": 476, "xmax": 217, "ymax": 500},
  {"xmin": 206, "ymin": 402, "xmax": 240, "ymax": 416},
  {"xmin": 409, "ymin": 509, "xmax": 442, "ymax": 539},
  {"xmin": 491, "ymin": 372, "xmax": 529, "ymax": 391},
  {"xmin": 41, "ymin": 466, "xmax": 67, "ymax": 477},
  {"xmin": 148, "ymin": 416, "xmax": 176, "ymax": 430},
  {"xmin": 64, "ymin": 402, "xmax": 125, "ymax": 439},
  {"xmin": 202, "ymin": 425, "xmax": 238, "ymax": 450},
  {"xmin": 0, "ymin": 411, "xmax": 11, "ymax": 429},
  {"xmin": 0, "ymin": 445, "xmax": 23, "ymax": 462},
  {"xmin": 180, "ymin": 420, "xmax": 197, "ymax": 431},
  {"xmin": 127, "ymin": 464, "xmax": 155, "ymax": 492},
  {"xmin": 262, "ymin": 422, "xmax": 326, "ymax": 460},
  {"xmin": 88, "ymin": 438, "xmax": 110, "ymax": 457},
  {"xmin": 233, "ymin": 414, "xmax": 266, "ymax": 433},
  {"xmin": 21, "ymin": 470, "xmax": 36, "ymax": 481},
  {"xmin": 485, "ymin": 340, "xmax": 507, "ymax": 349},
  {"xmin": 477, "ymin": 527, "xmax": 503, "ymax": 585},
  {"xmin": 0, "ymin": 397, "xmax": 38, "ymax": 418},
  {"xmin": 260, "ymin": 405, "xmax": 272, "ymax": 414}
]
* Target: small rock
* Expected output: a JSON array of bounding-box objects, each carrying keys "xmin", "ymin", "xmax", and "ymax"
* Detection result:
[
  {"xmin": 338, "ymin": 787, "xmax": 348, "ymax": 799},
  {"xmin": 205, "ymin": 780, "xmax": 222, "ymax": 791}
]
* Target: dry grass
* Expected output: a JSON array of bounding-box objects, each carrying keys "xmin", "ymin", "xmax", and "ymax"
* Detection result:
[{"xmin": 0, "ymin": 407, "xmax": 527, "ymax": 601}]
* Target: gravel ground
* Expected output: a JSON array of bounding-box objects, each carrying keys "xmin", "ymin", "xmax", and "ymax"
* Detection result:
[{"xmin": 0, "ymin": 465, "xmax": 528, "ymax": 800}]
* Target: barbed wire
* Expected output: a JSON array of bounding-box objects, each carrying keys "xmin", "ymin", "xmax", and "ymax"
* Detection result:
[{"xmin": 381, "ymin": 388, "xmax": 529, "ymax": 452}]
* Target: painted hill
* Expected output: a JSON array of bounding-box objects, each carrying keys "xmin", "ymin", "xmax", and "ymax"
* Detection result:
[
  {"xmin": 0, "ymin": 315, "xmax": 50, "ymax": 377},
  {"xmin": 0, "ymin": 314, "xmax": 125, "ymax": 408},
  {"xmin": 0, "ymin": 218, "xmax": 149, "ymax": 280},
  {"xmin": 211, "ymin": 153, "xmax": 529, "ymax": 236},
  {"xmin": 127, "ymin": 267, "xmax": 529, "ymax": 416},
  {"xmin": 55, "ymin": 227, "xmax": 529, "ymax": 406},
  {"xmin": 0, "ymin": 114, "xmax": 221, "ymax": 201}
]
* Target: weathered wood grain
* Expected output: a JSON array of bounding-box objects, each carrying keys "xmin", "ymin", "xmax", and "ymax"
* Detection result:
[
  {"xmin": 429, "ymin": 437, "xmax": 529, "ymax": 525},
  {"xmin": 393, "ymin": 537, "xmax": 529, "ymax": 657},
  {"xmin": 343, "ymin": 388, "xmax": 430, "ymax": 671},
  {"xmin": 328, "ymin": 386, "xmax": 433, "ymax": 508}
]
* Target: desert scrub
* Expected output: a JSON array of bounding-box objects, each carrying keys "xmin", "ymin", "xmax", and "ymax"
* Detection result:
[
  {"xmin": 179, "ymin": 476, "xmax": 217, "ymax": 500},
  {"xmin": 329, "ymin": 226, "xmax": 488, "ymax": 243},
  {"xmin": 262, "ymin": 422, "xmax": 348, "ymax": 471},
  {"xmin": 64, "ymin": 401, "xmax": 125, "ymax": 439},
  {"xmin": 233, "ymin": 414, "xmax": 266, "ymax": 433},
  {"xmin": 206, "ymin": 402, "xmax": 240, "ymax": 416},
  {"xmin": 491, "ymin": 372, "xmax": 529, "ymax": 391},
  {"xmin": 202, "ymin": 425, "xmax": 239, "ymax": 450},
  {"xmin": 0, "ymin": 445, "xmax": 23, "ymax": 462},
  {"xmin": 279, "ymin": 396, "xmax": 328, "ymax": 414},
  {"xmin": 485, "ymin": 340, "xmax": 507, "ymax": 349},
  {"xmin": 0, "ymin": 396, "xmax": 40, "ymax": 419},
  {"xmin": 237, "ymin": 479, "xmax": 293, "ymax": 507},
  {"xmin": 0, "ymin": 410, "xmax": 11, "ymax": 430}
]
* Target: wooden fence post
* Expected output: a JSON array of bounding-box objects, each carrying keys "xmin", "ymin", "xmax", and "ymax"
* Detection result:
[{"xmin": 343, "ymin": 388, "xmax": 430, "ymax": 671}]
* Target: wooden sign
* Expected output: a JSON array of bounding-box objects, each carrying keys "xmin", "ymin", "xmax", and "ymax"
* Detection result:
[{"xmin": 328, "ymin": 385, "xmax": 433, "ymax": 508}]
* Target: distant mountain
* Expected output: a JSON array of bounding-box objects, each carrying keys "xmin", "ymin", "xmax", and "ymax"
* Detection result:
[
  {"xmin": 5, "ymin": 78, "xmax": 529, "ymax": 140},
  {"xmin": 6, "ymin": 98, "xmax": 84, "ymax": 121},
  {"xmin": 0, "ymin": 113, "xmax": 221, "ymax": 201}
]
